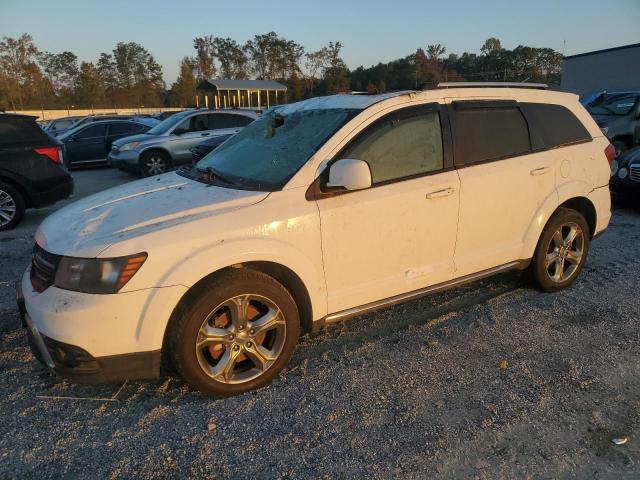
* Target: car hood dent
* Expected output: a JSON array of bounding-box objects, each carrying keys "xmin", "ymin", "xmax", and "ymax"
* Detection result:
[{"xmin": 36, "ymin": 172, "xmax": 269, "ymax": 257}]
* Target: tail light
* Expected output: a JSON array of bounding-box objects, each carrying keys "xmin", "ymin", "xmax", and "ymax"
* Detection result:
[
  {"xmin": 604, "ymin": 143, "xmax": 616, "ymax": 166},
  {"xmin": 35, "ymin": 146, "xmax": 62, "ymax": 164}
]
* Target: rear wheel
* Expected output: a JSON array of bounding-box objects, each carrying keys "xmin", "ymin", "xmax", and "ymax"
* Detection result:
[
  {"xmin": 167, "ymin": 269, "xmax": 300, "ymax": 396},
  {"xmin": 0, "ymin": 182, "xmax": 25, "ymax": 231},
  {"xmin": 530, "ymin": 207, "xmax": 590, "ymax": 292},
  {"xmin": 140, "ymin": 151, "xmax": 170, "ymax": 176}
]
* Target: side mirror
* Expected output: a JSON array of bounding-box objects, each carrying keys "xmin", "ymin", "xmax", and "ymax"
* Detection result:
[
  {"xmin": 173, "ymin": 128, "xmax": 186, "ymax": 135},
  {"xmin": 70, "ymin": 134, "xmax": 78, "ymax": 142},
  {"xmin": 326, "ymin": 159, "xmax": 372, "ymax": 191}
]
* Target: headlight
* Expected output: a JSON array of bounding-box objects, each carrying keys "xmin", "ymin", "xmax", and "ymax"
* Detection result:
[
  {"xmin": 54, "ymin": 253, "xmax": 147, "ymax": 294},
  {"xmin": 120, "ymin": 142, "xmax": 140, "ymax": 151},
  {"xmin": 610, "ymin": 159, "xmax": 619, "ymax": 176},
  {"xmin": 618, "ymin": 167, "xmax": 628, "ymax": 179}
]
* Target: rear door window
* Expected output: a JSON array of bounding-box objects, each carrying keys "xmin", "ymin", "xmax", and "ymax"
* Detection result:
[
  {"xmin": 520, "ymin": 103, "xmax": 591, "ymax": 150},
  {"xmin": 107, "ymin": 122, "xmax": 134, "ymax": 137},
  {"xmin": 450, "ymin": 102, "xmax": 531, "ymax": 165},
  {"xmin": 339, "ymin": 105, "xmax": 444, "ymax": 184},
  {"xmin": 209, "ymin": 113, "xmax": 253, "ymax": 129},
  {"xmin": 76, "ymin": 124, "xmax": 107, "ymax": 140}
]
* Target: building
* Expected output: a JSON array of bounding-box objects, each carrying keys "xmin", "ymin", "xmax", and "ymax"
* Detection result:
[
  {"xmin": 196, "ymin": 79, "xmax": 288, "ymax": 110},
  {"xmin": 561, "ymin": 43, "xmax": 640, "ymax": 95}
]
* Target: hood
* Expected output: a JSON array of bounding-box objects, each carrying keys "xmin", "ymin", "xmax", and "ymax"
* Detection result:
[
  {"xmin": 36, "ymin": 172, "xmax": 269, "ymax": 257},
  {"xmin": 112, "ymin": 132, "xmax": 158, "ymax": 147}
]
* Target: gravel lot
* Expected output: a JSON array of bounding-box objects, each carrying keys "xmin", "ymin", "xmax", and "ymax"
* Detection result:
[{"xmin": 1, "ymin": 169, "xmax": 639, "ymax": 479}]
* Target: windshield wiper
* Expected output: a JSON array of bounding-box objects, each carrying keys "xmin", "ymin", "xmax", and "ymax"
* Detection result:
[{"xmin": 196, "ymin": 166, "xmax": 238, "ymax": 186}]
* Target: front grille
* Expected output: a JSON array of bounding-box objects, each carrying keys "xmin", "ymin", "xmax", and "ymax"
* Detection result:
[
  {"xmin": 630, "ymin": 165, "xmax": 640, "ymax": 183},
  {"xmin": 30, "ymin": 244, "xmax": 61, "ymax": 293}
]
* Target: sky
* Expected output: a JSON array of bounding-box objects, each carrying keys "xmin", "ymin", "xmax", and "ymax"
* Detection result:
[{"xmin": 1, "ymin": 0, "xmax": 638, "ymax": 84}]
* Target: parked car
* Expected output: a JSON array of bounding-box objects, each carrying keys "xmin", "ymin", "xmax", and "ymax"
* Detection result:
[
  {"xmin": 189, "ymin": 134, "xmax": 233, "ymax": 161},
  {"xmin": 584, "ymin": 91, "xmax": 640, "ymax": 156},
  {"xmin": 43, "ymin": 116, "xmax": 85, "ymax": 135},
  {"xmin": 108, "ymin": 109, "xmax": 258, "ymax": 176},
  {"xmin": 0, "ymin": 114, "xmax": 73, "ymax": 231},
  {"xmin": 50, "ymin": 115, "xmax": 140, "ymax": 138},
  {"xmin": 153, "ymin": 111, "xmax": 182, "ymax": 121},
  {"xmin": 17, "ymin": 85, "xmax": 612, "ymax": 396},
  {"xmin": 610, "ymin": 145, "xmax": 640, "ymax": 201},
  {"xmin": 57, "ymin": 120, "xmax": 152, "ymax": 168}
]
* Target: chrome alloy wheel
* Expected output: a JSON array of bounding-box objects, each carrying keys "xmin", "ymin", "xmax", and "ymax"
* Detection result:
[
  {"xmin": 195, "ymin": 294, "xmax": 287, "ymax": 384},
  {"xmin": 145, "ymin": 156, "xmax": 167, "ymax": 175},
  {"xmin": 545, "ymin": 221, "xmax": 584, "ymax": 283},
  {"xmin": 0, "ymin": 189, "xmax": 17, "ymax": 227}
]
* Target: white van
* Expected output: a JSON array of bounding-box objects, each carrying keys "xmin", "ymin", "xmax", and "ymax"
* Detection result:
[{"xmin": 18, "ymin": 84, "xmax": 613, "ymax": 396}]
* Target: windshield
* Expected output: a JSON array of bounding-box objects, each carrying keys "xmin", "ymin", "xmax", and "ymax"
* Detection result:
[
  {"xmin": 147, "ymin": 112, "xmax": 190, "ymax": 135},
  {"xmin": 586, "ymin": 93, "xmax": 640, "ymax": 116},
  {"xmin": 195, "ymin": 107, "xmax": 359, "ymax": 190}
]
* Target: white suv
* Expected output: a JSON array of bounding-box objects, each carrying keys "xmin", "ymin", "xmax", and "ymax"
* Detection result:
[{"xmin": 18, "ymin": 85, "xmax": 613, "ymax": 396}]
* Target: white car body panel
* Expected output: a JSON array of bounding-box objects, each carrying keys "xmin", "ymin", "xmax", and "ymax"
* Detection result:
[{"xmin": 22, "ymin": 87, "xmax": 612, "ymax": 365}]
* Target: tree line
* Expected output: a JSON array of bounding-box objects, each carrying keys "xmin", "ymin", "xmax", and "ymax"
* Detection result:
[{"xmin": 0, "ymin": 33, "xmax": 563, "ymax": 111}]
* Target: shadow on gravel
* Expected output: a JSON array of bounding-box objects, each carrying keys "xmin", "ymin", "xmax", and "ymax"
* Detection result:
[{"xmin": 17, "ymin": 271, "xmax": 528, "ymax": 403}]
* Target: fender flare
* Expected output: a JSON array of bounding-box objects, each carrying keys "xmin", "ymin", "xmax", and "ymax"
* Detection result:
[
  {"xmin": 138, "ymin": 237, "xmax": 327, "ymax": 348},
  {"xmin": 520, "ymin": 180, "xmax": 594, "ymax": 259}
]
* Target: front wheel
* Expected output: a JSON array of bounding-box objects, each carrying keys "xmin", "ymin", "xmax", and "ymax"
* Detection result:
[
  {"xmin": 167, "ymin": 269, "xmax": 300, "ymax": 396},
  {"xmin": 529, "ymin": 207, "xmax": 590, "ymax": 292}
]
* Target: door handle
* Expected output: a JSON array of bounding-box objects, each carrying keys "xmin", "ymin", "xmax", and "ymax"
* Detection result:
[
  {"xmin": 426, "ymin": 187, "xmax": 454, "ymax": 199},
  {"xmin": 530, "ymin": 166, "xmax": 551, "ymax": 176},
  {"xmin": 201, "ymin": 132, "xmax": 211, "ymax": 136}
]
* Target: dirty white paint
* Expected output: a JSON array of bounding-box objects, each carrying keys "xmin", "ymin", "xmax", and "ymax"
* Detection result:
[{"xmin": 23, "ymin": 87, "xmax": 612, "ymax": 362}]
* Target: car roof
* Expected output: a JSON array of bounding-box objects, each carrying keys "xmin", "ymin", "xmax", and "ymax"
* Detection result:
[
  {"xmin": 0, "ymin": 113, "xmax": 37, "ymax": 121},
  {"xmin": 275, "ymin": 92, "xmax": 407, "ymax": 114}
]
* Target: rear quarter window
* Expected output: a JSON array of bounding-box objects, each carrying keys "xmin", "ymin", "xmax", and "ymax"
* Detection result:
[
  {"xmin": 0, "ymin": 117, "xmax": 51, "ymax": 146},
  {"xmin": 521, "ymin": 103, "xmax": 592, "ymax": 150}
]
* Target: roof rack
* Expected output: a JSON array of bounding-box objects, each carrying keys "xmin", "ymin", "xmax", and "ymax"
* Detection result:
[{"xmin": 437, "ymin": 82, "xmax": 548, "ymax": 90}]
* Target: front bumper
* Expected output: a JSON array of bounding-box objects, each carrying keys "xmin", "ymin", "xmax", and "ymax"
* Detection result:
[
  {"xmin": 107, "ymin": 149, "xmax": 140, "ymax": 172},
  {"xmin": 17, "ymin": 270, "xmax": 186, "ymax": 383}
]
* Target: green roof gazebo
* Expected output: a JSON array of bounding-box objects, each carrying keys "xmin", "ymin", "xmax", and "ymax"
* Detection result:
[{"xmin": 196, "ymin": 79, "xmax": 288, "ymax": 110}]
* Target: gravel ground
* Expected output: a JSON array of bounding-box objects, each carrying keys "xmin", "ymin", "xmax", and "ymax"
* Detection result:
[{"xmin": 1, "ymin": 169, "xmax": 639, "ymax": 479}]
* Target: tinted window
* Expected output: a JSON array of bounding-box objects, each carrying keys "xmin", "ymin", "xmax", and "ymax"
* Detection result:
[
  {"xmin": 210, "ymin": 113, "xmax": 253, "ymax": 129},
  {"xmin": 175, "ymin": 114, "xmax": 209, "ymax": 133},
  {"xmin": 586, "ymin": 92, "xmax": 640, "ymax": 116},
  {"xmin": 451, "ymin": 103, "xmax": 530, "ymax": 164},
  {"xmin": 108, "ymin": 123, "xmax": 134, "ymax": 136},
  {"xmin": 76, "ymin": 124, "xmax": 107, "ymax": 139},
  {"xmin": 0, "ymin": 117, "xmax": 49, "ymax": 145},
  {"xmin": 340, "ymin": 107, "xmax": 443, "ymax": 184},
  {"xmin": 521, "ymin": 103, "xmax": 591, "ymax": 150},
  {"xmin": 50, "ymin": 119, "xmax": 77, "ymax": 130},
  {"xmin": 132, "ymin": 123, "xmax": 148, "ymax": 133}
]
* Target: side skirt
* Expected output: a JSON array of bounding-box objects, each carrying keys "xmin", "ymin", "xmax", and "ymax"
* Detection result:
[{"xmin": 312, "ymin": 259, "xmax": 530, "ymax": 331}]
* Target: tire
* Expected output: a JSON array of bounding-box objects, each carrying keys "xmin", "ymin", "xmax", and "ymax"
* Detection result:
[
  {"xmin": 613, "ymin": 140, "xmax": 628, "ymax": 158},
  {"xmin": 167, "ymin": 269, "xmax": 300, "ymax": 396},
  {"xmin": 529, "ymin": 207, "xmax": 590, "ymax": 292},
  {"xmin": 0, "ymin": 181, "xmax": 25, "ymax": 231},
  {"xmin": 139, "ymin": 151, "xmax": 170, "ymax": 177}
]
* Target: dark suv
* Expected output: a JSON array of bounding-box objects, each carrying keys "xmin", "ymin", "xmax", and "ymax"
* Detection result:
[
  {"xmin": 585, "ymin": 91, "xmax": 640, "ymax": 156},
  {"xmin": 0, "ymin": 114, "xmax": 74, "ymax": 231}
]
